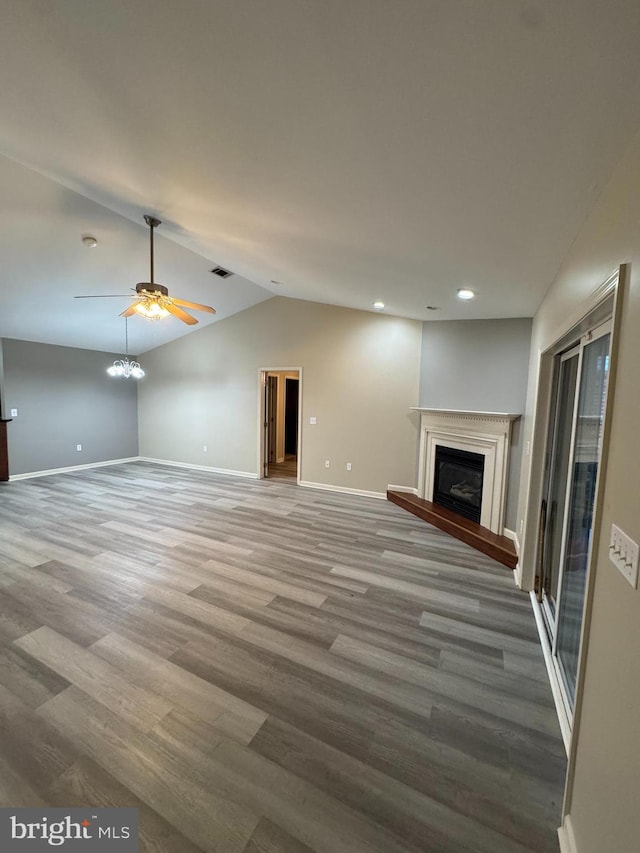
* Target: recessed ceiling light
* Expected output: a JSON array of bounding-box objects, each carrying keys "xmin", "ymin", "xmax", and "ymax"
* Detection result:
[
  {"xmin": 457, "ymin": 288, "xmax": 475, "ymax": 300},
  {"xmin": 82, "ymin": 235, "xmax": 98, "ymax": 248},
  {"xmin": 373, "ymin": 301, "xmax": 385, "ymax": 310}
]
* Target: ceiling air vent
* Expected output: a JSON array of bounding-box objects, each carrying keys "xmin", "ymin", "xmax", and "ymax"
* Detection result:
[{"xmin": 210, "ymin": 266, "xmax": 233, "ymax": 278}]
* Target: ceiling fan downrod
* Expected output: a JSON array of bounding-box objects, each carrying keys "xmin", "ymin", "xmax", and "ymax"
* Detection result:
[{"xmin": 143, "ymin": 214, "xmax": 161, "ymax": 285}]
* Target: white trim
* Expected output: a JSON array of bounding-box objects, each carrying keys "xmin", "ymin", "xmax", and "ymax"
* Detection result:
[
  {"xmin": 503, "ymin": 527, "xmax": 520, "ymax": 556},
  {"xmin": 558, "ymin": 815, "xmax": 579, "ymax": 853},
  {"xmin": 387, "ymin": 484, "xmax": 419, "ymax": 495},
  {"xmin": 257, "ymin": 366, "xmax": 303, "ymax": 484},
  {"xmin": 530, "ymin": 590, "xmax": 572, "ymax": 754},
  {"xmin": 139, "ymin": 457, "xmax": 258, "ymax": 479},
  {"xmin": 9, "ymin": 456, "xmax": 141, "ymax": 481},
  {"xmin": 415, "ymin": 409, "xmax": 519, "ymax": 533},
  {"xmin": 546, "ymin": 268, "xmax": 619, "ymax": 355},
  {"xmin": 299, "ymin": 480, "xmax": 386, "ymax": 500},
  {"xmin": 411, "ymin": 408, "xmax": 521, "ymax": 419}
]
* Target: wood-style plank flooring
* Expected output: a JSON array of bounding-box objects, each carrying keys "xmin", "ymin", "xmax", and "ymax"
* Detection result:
[
  {"xmin": 267, "ymin": 455, "xmax": 297, "ymax": 480},
  {"xmin": 0, "ymin": 462, "xmax": 565, "ymax": 852}
]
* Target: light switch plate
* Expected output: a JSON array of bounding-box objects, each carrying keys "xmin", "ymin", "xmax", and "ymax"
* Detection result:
[
  {"xmin": 10, "ymin": 408, "xmax": 17, "ymax": 417},
  {"xmin": 309, "ymin": 416, "xmax": 317, "ymax": 425},
  {"xmin": 609, "ymin": 523, "xmax": 639, "ymax": 588}
]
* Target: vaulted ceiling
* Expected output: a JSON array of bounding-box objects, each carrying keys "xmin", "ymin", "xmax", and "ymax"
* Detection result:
[{"xmin": 1, "ymin": 1, "xmax": 640, "ymax": 352}]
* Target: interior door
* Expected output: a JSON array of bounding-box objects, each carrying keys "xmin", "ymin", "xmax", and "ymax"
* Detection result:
[
  {"xmin": 539, "ymin": 321, "xmax": 611, "ymax": 713},
  {"xmin": 266, "ymin": 375, "xmax": 278, "ymax": 468}
]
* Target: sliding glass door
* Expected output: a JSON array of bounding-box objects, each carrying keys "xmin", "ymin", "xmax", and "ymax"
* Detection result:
[{"xmin": 539, "ymin": 322, "xmax": 611, "ymax": 714}]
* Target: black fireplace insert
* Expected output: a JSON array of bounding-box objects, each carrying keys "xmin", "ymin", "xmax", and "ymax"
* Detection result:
[{"xmin": 433, "ymin": 445, "xmax": 484, "ymax": 523}]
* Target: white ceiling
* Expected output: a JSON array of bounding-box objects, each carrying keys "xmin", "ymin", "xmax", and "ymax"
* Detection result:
[
  {"xmin": 1, "ymin": 0, "xmax": 640, "ymax": 352},
  {"xmin": 0, "ymin": 156, "xmax": 271, "ymax": 353}
]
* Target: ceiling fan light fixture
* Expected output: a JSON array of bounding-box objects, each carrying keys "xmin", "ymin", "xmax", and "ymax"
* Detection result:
[
  {"xmin": 134, "ymin": 300, "xmax": 170, "ymax": 320},
  {"xmin": 76, "ymin": 215, "xmax": 216, "ymax": 325}
]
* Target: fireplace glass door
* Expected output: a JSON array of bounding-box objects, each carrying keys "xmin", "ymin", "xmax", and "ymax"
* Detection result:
[
  {"xmin": 539, "ymin": 320, "xmax": 611, "ymax": 715},
  {"xmin": 433, "ymin": 446, "xmax": 484, "ymax": 523}
]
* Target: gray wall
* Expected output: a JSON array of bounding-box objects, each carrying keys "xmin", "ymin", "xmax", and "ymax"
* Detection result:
[
  {"xmin": 138, "ymin": 297, "xmax": 422, "ymax": 495},
  {"xmin": 2, "ymin": 338, "xmax": 139, "ymax": 476},
  {"xmin": 419, "ymin": 318, "xmax": 533, "ymax": 530}
]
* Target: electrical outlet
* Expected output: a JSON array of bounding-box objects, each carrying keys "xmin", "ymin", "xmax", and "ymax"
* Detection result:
[
  {"xmin": 203, "ymin": 445, "xmax": 208, "ymax": 452},
  {"xmin": 10, "ymin": 408, "xmax": 18, "ymax": 417},
  {"xmin": 325, "ymin": 460, "xmax": 330, "ymax": 468},
  {"xmin": 346, "ymin": 462, "xmax": 352, "ymax": 471},
  {"xmin": 609, "ymin": 523, "xmax": 639, "ymax": 588},
  {"xmin": 76, "ymin": 444, "xmax": 82, "ymax": 452}
]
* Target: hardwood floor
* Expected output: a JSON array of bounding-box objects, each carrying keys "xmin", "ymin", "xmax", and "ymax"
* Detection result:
[
  {"xmin": 0, "ymin": 462, "xmax": 565, "ymax": 852},
  {"xmin": 267, "ymin": 455, "xmax": 297, "ymax": 480}
]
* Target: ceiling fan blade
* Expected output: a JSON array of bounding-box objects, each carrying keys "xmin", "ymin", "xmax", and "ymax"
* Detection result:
[
  {"xmin": 170, "ymin": 297, "xmax": 217, "ymax": 314},
  {"xmin": 120, "ymin": 303, "xmax": 140, "ymax": 318},
  {"xmin": 74, "ymin": 294, "xmax": 130, "ymax": 299},
  {"xmin": 165, "ymin": 302, "xmax": 198, "ymax": 325}
]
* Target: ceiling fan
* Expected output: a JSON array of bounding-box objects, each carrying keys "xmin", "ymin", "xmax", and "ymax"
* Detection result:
[{"xmin": 75, "ymin": 215, "xmax": 216, "ymax": 325}]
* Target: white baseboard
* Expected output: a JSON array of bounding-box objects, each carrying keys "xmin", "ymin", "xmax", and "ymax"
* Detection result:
[
  {"xmin": 558, "ymin": 814, "xmax": 578, "ymax": 853},
  {"xmin": 9, "ymin": 457, "xmax": 141, "ymax": 481},
  {"xmin": 387, "ymin": 484, "xmax": 419, "ymax": 495},
  {"xmin": 299, "ymin": 480, "xmax": 386, "ymax": 500},
  {"xmin": 503, "ymin": 528, "xmax": 521, "ymax": 582},
  {"xmin": 139, "ymin": 457, "xmax": 258, "ymax": 479},
  {"xmin": 503, "ymin": 527, "xmax": 520, "ymax": 555}
]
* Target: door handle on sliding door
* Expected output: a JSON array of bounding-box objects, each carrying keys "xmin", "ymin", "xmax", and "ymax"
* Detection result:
[{"xmin": 536, "ymin": 498, "xmax": 547, "ymax": 603}]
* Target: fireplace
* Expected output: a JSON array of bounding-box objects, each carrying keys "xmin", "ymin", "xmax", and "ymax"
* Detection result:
[
  {"xmin": 413, "ymin": 408, "xmax": 520, "ymax": 534},
  {"xmin": 433, "ymin": 445, "xmax": 484, "ymax": 523}
]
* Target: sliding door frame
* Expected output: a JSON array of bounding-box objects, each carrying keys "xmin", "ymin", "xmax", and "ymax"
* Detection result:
[
  {"xmin": 523, "ymin": 265, "xmax": 627, "ymax": 760},
  {"xmin": 541, "ymin": 319, "xmax": 612, "ymax": 730},
  {"xmin": 539, "ymin": 342, "xmax": 581, "ymax": 640}
]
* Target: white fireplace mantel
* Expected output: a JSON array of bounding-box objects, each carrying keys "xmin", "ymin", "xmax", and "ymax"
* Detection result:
[{"xmin": 411, "ymin": 408, "xmax": 521, "ymax": 534}]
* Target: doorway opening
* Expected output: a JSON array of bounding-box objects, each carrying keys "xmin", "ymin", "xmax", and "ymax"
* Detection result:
[{"xmin": 259, "ymin": 369, "xmax": 301, "ymax": 483}]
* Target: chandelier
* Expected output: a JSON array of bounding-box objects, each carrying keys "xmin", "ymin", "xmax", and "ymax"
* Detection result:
[{"xmin": 107, "ymin": 318, "xmax": 145, "ymax": 379}]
